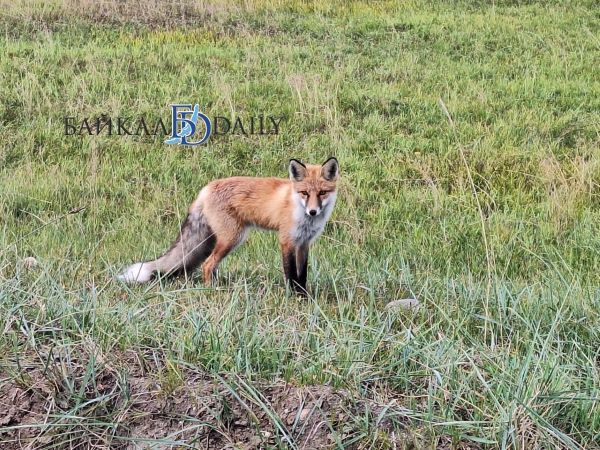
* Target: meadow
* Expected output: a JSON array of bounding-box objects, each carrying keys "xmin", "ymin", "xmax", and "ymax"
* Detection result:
[{"xmin": 0, "ymin": 0, "xmax": 599, "ymax": 448}]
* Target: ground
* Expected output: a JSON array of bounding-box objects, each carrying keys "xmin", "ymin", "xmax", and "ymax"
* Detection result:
[{"xmin": 0, "ymin": 0, "xmax": 599, "ymax": 448}]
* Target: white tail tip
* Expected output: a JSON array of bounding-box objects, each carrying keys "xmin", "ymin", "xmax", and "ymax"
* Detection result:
[{"xmin": 117, "ymin": 262, "xmax": 154, "ymax": 283}]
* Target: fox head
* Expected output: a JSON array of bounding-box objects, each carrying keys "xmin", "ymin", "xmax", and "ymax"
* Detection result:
[{"xmin": 289, "ymin": 157, "xmax": 339, "ymax": 217}]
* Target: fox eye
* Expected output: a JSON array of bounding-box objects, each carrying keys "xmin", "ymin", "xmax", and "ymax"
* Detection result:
[
  {"xmin": 299, "ymin": 191, "xmax": 309, "ymax": 196},
  {"xmin": 319, "ymin": 191, "xmax": 328, "ymax": 196}
]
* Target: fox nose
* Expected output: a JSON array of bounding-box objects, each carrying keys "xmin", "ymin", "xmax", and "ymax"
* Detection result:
[{"xmin": 309, "ymin": 209, "xmax": 317, "ymax": 216}]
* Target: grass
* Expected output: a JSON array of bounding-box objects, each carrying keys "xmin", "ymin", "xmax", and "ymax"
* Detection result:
[{"xmin": 0, "ymin": 0, "xmax": 599, "ymax": 448}]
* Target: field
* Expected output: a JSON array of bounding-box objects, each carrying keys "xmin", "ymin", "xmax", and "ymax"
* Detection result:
[{"xmin": 1, "ymin": 0, "xmax": 599, "ymax": 448}]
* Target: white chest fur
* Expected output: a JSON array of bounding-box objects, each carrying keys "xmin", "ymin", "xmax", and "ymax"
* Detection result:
[{"xmin": 290, "ymin": 193, "xmax": 336, "ymax": 245}]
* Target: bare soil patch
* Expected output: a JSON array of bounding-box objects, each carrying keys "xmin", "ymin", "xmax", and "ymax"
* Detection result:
[
  {"xmin": 0, "ymin": 348, "xmax": 482, "ymax": 449},
  {"xmin": 0, "ymin": 350, "xmax": 400, "ymax": 449}
]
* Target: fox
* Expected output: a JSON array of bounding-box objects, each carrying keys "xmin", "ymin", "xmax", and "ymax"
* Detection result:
[{"xmin": 117, "ymin": 157, "xmax": 339, "ymax": 294}]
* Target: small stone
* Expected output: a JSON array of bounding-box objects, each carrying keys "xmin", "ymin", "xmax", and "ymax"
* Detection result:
[
  {"xmin": 22, "ymin": 257, "xmax": 38, "ymax": 270},
  {"xmin": 299, "ymin": 408, "xmax": 311, "ymax": 422},
  {"xmin": 386, "ymin": 298, "xmax": 420, "ymax": 310}
]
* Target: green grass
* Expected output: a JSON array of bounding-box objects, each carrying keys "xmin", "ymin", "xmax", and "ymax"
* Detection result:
[{"xmin": 1, "ymin": 0, "xmax": 599, "ymax": 448}]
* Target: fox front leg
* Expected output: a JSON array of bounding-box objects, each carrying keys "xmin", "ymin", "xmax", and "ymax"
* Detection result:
[
  {"xmin": 280, "ymin": 241, "xmax": 305, "ymax": 295},
  {"xmin": 295, "ymin": 244, "xmax": 309, "ymax": 294}
]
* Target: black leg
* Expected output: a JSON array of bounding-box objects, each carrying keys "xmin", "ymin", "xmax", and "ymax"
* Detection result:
[
  {"xmin": 296, "ymin": 244, "xmax": 309, "ymax": 294},
  {"xmin": 281, "ymin": 242, "xmax": 298, "ymax": 287}
]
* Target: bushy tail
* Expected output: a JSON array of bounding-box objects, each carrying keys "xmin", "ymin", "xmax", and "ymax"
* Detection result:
[{"xmin": 118, "ymin": 210, "xmax": 216, "ymax": 283}]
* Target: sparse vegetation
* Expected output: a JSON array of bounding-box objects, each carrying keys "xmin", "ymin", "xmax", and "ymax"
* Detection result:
[{"xmin": 1, "ymin": 0, "xmax": 599, "ymax": 448}]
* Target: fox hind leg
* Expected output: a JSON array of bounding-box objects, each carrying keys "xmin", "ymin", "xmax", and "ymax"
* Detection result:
[{"xmin": 202, "ymin": 227, "xmax": 247, "ymax": 285}]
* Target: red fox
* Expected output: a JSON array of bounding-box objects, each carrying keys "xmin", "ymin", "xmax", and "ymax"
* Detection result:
[{"xmin": 118, "ymin": 157, "xmax": 339, "ymax": 294}]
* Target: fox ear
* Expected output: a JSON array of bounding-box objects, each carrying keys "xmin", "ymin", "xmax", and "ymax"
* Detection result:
[
  {"xmin": 321, "ymin": 157, "xmax": 339, "ymax": 181},
  {"xmin": 289, "ymin": 159, "xmax": 307, "ymax": 181}
]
